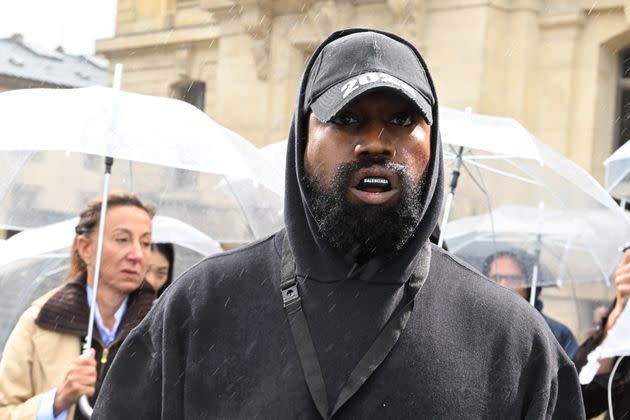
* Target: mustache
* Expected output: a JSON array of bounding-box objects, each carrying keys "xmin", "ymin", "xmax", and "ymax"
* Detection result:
[{"xmin": 333, "ymin": 157, "xmax": 409, "ymax": 185}]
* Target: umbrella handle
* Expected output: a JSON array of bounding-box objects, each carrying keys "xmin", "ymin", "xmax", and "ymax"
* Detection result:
[
  {"xmin": 78, "ymin": 156, "xmax": 114, "ymax": 420},
  {"xmin": 78, "ymin": 395, "xmax": 93, "ymax": 418}
]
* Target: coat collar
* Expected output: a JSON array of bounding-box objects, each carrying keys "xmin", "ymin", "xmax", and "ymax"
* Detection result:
[{"xmin": 35, "ymin": 272, "xmax": 155, "ymax": 342}]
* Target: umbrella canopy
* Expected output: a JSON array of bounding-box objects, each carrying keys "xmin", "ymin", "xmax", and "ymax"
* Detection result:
[
  {"xmin": 604, "ymin": 140, "xmax": 630, "ymax": 201},
  {"xmin": 440, "ymin": 107, "xmax": 630, "ymax": 285},
  {"xmin": 0, "ymin": 215, "xmax": 223, "ymax": 353},
  {"xmin": 260, "ymin": 139, "xmax": 288, "ymax": 196},
  {"xmin": 445, "ymin": 205, "xmax": 618, "ymax": 287},
  {"xmin": 0, "ymin": 86, "xmax": 284, "ymax": 242},
  {"xmin": 440, "ymin": 107, "xmax": 542, "ymax": 162}
]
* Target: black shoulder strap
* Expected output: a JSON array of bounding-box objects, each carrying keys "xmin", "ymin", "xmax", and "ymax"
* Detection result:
[
  {"xmin": 280, "ymin": 235, "xmax": 424, "ymax": 419},
  {"xmin": 280, "ymin": 236, "xmax": 329, "ymax": 419}
]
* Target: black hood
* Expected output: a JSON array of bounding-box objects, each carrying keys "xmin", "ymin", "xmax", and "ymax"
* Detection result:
[{"xmin": 283, "ymin": 28, "xmax": 444, "ymax": 284}]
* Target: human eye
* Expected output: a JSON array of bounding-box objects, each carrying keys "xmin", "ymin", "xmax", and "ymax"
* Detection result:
[
  {"xmin": 330, "ymin": 112, "xmax": 359, "ymax": 126},
  {"xmin": 114, "ymin": 236, "xmax": 129, "ymax": 244},
  {"xmin": 389, "ymin": 112, "xmax": 415, "ymax": 127}
]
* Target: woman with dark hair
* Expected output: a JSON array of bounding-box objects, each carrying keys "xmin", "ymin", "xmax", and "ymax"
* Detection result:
[
  {"xmin": 146, "ymin": 243, "xmax": 175, "ymax": 297},
  {"xmin": 573, "ymin": 249, "xmax": 630, "ymax": 419},
  {"xmin": 0, "ymin": 191, "xmax": 156, "ymax": 419}
]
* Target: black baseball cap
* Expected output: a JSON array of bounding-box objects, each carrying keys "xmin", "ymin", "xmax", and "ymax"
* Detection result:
[{"xmin": 304, "ymin": 31, "xmax": 434, "ymax": 125}]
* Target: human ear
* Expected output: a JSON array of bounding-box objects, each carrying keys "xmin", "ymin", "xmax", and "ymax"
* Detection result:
[{"xmin": 76, "ymin": 235, "xmax": 94, "ymax": 267}]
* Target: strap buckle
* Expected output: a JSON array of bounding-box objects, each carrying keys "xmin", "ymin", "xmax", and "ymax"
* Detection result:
[
  {"xmin": 281, "ymin": 282, "xmax": 301, "ymax": 311},
  {"xmin": 282, "ymin": 284, "xmax": 299, "ymax": 304}
]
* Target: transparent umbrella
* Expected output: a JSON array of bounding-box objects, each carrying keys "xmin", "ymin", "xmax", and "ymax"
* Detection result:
[
  {"xmin": 604, "ymin": 140, "xmax": 630, "ymax": 203},
  {"xmin": 0, "ymin": 86, "xmax": 284, "ymax": 242},
  {"xmin": 260, "ymin": 139, "xmax": 288, "ymax": 197},
  {"xmin": 445, "ymin": 205, "xmax": 621, "ymax": 288},
  {"xmin": 440, "ymin": 106, "xmax": 630, "ymax": 253},
  {"xmin": 0, "ymin": 215, "xmax": 223, "ymax": 354},
  {"xmin": 0, "ymin": 83, "xmax": 282, "ymax": 415},
  {"xmin": 440, "ymin": 107, "xmax": 630, "ymax": 307}
]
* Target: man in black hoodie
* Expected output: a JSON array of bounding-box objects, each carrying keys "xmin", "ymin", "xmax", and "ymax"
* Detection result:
[{"xmin": 93, "ymin": 29, "xmax": 585, "ymax": 419}]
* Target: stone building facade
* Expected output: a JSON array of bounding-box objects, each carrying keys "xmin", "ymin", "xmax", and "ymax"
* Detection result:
[{"xmin": 98, "ymin": 0, "xmax": 630, "ymax": 180}]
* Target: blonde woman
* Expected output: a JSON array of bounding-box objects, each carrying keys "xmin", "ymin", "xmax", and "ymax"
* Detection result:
[{"xmin": 0, "ymin": 192, "xmax": 155, "ymax": 419}]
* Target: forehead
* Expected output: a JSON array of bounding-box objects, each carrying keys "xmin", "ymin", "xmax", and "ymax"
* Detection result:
[
  {"xmin": 489, "ymin": 256, "xmax": 524, "ymax": 273},
  {"xmin": 149, "ymin": 250, "xmax": 169, "ymax": 265},
  {"xmin": 105, "ymin": 205, "xmax": 152, "ymax": 232}
]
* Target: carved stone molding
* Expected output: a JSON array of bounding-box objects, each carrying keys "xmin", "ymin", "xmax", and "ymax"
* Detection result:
[
  {"xmin": 309, "ymin": 1, "xmax": 354, "ymax": 39},
  {"xmin": 289, "ymin": 1, "xmax": 353, "ymax": 52},
  {"xmin": 201, "ymin": 0, "xmax": 272, "ymax": 80},
  {"xmin": 387, "ymin": 0, "xmax": 426, "ymax": 47},
  {"xmin": 174, "ymin": 46, "xmax": 193, "ymax": 79},
  {"xmin": 239, "ymin": 1, "xmax": 273, "ymax": 80},
  {"xmin": 539, "ymin": 11, "xmax": 586, "ymax": 30}
]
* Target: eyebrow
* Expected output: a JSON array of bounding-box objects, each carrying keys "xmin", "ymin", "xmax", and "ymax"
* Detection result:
[{"xmin": 111, "ymin": 228, "xmax": 152, "ymax": 237}]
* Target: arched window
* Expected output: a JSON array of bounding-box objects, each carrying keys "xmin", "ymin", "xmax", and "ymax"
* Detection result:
[{"xmin": 178, "ymin": 80, "xmax": 206, "ymax": 111}]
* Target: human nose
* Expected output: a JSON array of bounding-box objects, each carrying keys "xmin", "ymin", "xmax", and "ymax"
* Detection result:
[
  {"xmin": 498, "ymin": 279, "xmax": 510, "ymax": 288},
  {"xmin": 353, "ymin": 122, "xmax": 396, "ymax": 160},
  {"xmin": 127, "ymin": 241, "xmax": 144, "ymax": 261}
]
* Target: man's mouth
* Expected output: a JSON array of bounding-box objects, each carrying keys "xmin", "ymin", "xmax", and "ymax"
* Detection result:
[
  {"xmin": 349, "ymin": 168, "xmax": 399, "ymax": 205},
  {"xmin": 356, "ymin": 176, "xmax": 392, "ymax": 193}
]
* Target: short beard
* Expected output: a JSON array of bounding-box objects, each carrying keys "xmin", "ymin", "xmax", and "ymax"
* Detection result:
[{"xmin": 304, "ymin": 158, "xmax": 425, "ymax": 262}]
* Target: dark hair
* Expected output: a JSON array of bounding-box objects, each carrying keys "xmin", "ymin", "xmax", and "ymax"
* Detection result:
[
  {"xmin": 150, "ymin": 242, "xmax": 175, "ymax": 296},
  {"xmin": 482, "ymin": 248, "xmax": 541, "ymax": 302},
  {"xmin": 481, "ymin": 249, "xmax": 531, "ymax": 280},
  {"xmin": 68, "ymin": 191, "xmax": 156, "ymax": 280}
]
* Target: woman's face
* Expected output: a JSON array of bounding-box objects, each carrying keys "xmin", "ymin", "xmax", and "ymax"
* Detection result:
[
  {"xmin": 146, "ymin": 249, "xmax": 170, "ymax": 292},
  {"xmin": 78, "ymin": 205, "xmax": 152, "ymax": 295}
]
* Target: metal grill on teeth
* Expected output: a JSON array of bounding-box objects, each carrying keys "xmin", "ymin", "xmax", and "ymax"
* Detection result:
[{"xmin": 362, "ymin": 177, "xmax": 388, "ymax": 184}]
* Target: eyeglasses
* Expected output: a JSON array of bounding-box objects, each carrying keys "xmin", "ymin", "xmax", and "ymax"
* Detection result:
[{"xmin": 489, "ymin": 274, "xmax": 527, "ymax": 284}]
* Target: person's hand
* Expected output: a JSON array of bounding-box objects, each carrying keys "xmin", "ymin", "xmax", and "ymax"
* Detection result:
[
  {"xmin": 606, "ymin": 249, "xmax": 630, "ymax": 332},
  {"xmin": 594, "ymin": 250, "xmax": 630, "ymax": 375},
  {"xmin": 53, "ymin": 349, "xmax": 97, "ymax": 416}
]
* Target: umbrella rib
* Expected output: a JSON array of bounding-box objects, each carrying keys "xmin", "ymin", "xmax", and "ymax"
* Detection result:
[
  {"xmin": 459, "ymin": 159, "xmax": 498, "ymax": 251},
  {"xmin": 460, "ymin": 159, "xmax": 542, "ymax": 185},
  {"xmin": 445, "ymin": 153, "xmax": 531, "ymax": 161}
]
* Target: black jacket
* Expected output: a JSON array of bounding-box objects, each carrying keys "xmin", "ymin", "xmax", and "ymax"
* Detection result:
[
  {"xmin": 93, "ymin": 29, "xmax": 584, "ymax": 419},
  {"xmin": 574, "ymin": 300, "xmax": 630, "ymax": 419}
]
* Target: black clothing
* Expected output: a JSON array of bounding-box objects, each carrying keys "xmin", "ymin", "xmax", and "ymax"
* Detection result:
[
  {"xmin": 93, "ymin": 232, "xmax": 584, "ymax": 419},
  {"xmin": 574, "ymin": 300, "xmax": 630, "ymax": 419},
  {"xmin": 482, "ymin": 248, "xmax": 578, "ymax": 357},
  {"xmin": 93, "ymin": 29, "xmax": 584, "ymax": 419},
  {"xmin": 542, "ymin": 314, "xmax": 578, "ymax": 358},
  {"xmin": 533, "ymin": 290, "xmax": 578, "ymax": 358}
]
